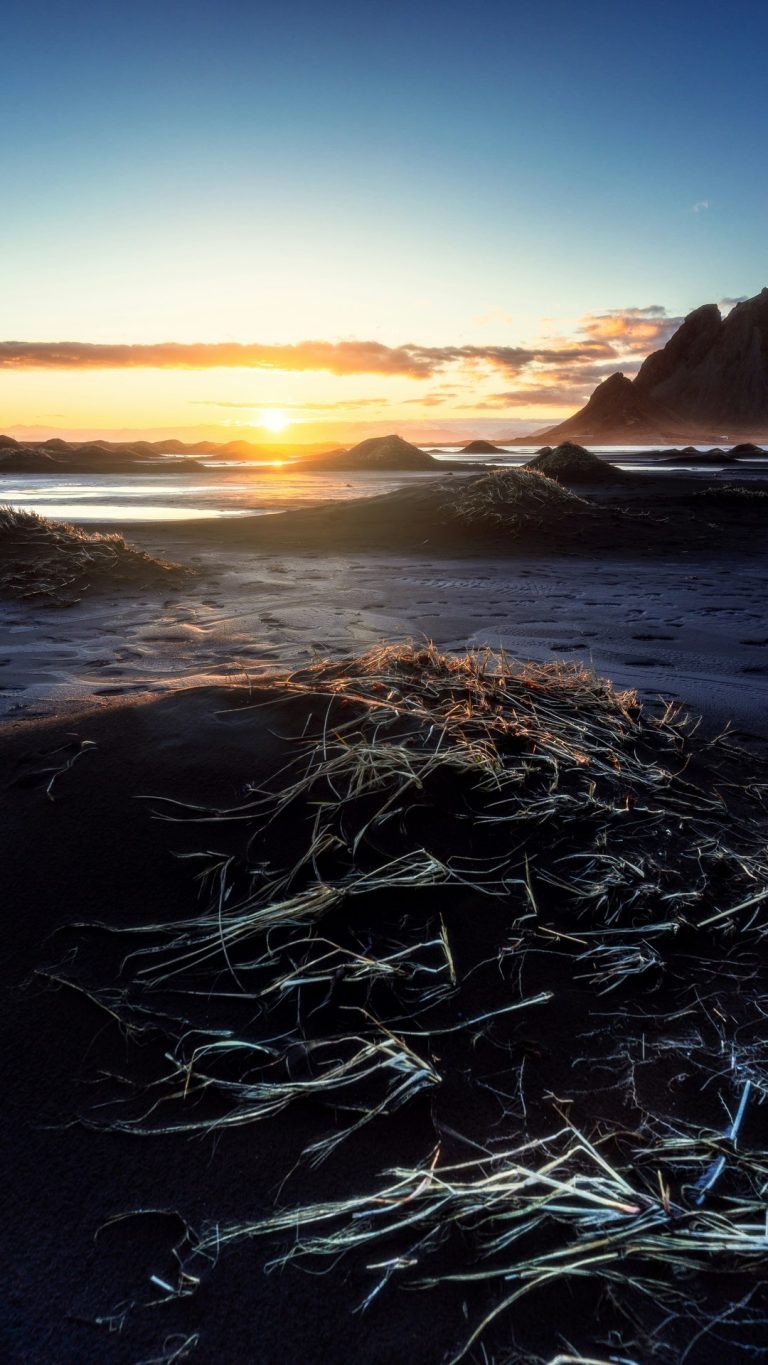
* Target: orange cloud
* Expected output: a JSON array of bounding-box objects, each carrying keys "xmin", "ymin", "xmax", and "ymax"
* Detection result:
[
  {"xmin": 580, "ymin": 306, "xmax": 681, "ymax": 353},
  {"xmin": 0, "ymin": 308, "xmax": 675, "ymax": 417},
  {"xmin": 197, "ymin": 397, "xmax": 387, "ymax": 411},
  {"xmin": 0, "ymin": 339, "xmax": 441, "ymax": 377},
  {"xmin": 0, "ymin": 337, "xmax": 616, "ymax": 378}
]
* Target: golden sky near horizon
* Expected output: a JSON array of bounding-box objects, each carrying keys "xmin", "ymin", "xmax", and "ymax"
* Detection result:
[
  {"xmin": 0, "ymin": 308, "xmax": 678, "ymax": 442},
  {"xmin": 4, "ymin": 2, "xmax": 764, "ymax": 443}
]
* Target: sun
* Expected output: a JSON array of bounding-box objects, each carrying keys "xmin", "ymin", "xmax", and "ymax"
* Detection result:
[{"xmin": 259, "ymin": 408, "xmax": 290, "ymax": 434}]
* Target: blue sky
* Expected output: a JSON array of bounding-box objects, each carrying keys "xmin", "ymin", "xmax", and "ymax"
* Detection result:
[{"xmin": 1, "ymin": 0, "xmax": 767, "ymax": 437}]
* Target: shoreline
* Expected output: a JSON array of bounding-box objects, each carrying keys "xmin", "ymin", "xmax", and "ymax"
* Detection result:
[
  {"xmin": 0, "ymin": 545, "xmax": 766, "ymax": 736},
  {"xmin": 1, "ymin": 466, "xmax": 766, "ymax": 733}
]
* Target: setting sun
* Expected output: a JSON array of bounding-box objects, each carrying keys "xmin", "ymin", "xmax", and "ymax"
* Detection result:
[{"xmin": 259, "ymin": 408, "xmax": 290, "ymax": 433}]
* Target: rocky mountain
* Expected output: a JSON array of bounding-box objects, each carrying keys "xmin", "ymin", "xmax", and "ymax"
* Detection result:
[
  {"xmin": 510, "ymin": 288, "xmax": 768, "ymax": 445},
  {"xmin": 514, "ymin": 373, "xmax": 691, "ymax": 446},
  {"xmin": 634, "ymin": 289, "xmax": 768, "ymax": 425}
]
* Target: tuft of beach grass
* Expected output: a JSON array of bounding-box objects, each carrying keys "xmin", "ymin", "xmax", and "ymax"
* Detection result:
[
  {"xmin": 0, "ymin": 504, "xmax": 188, "ymax": 604},
  {"xmin": 59, "ymin": 641, "xmax": 768, "ymax": 1359}
]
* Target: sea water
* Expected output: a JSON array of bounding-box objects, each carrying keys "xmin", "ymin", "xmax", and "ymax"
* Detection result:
[{"xmin": 2, "ymin": 447, "xmax": 767, "ymax": 525}]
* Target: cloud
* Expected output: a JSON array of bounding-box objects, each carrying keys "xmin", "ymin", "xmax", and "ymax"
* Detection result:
[
  {"xmin": 0, "ymin": 339, "xmax": 445, "ymax": 377},
  {"xmin": 692, "ymin": 200, "xmax": 710, "ymax": 213},
  {"xmin": 720, "ymin": 296, "xmax": 747, "ymax": 311},
  {"xmin": 0, "ymin": 307, "xmax": 677, "ymax": 414},
  {"xmin": 472, "ymin": 306, "xmax": 515, "ymax": 328},
  {"xmin": 476, "ymin": 359, "xmax": 641, "ymax": 409},
  {"xmin": 0, "ymin": 336, "xmax": 617, "ymax": 379},
  {"xmin": 475, "ymin": 388, "xmax": 587, "ymax": 409},
  {"xmin": 579, "ymin": 306, "xmax": 681, "ymax": 353},
  {"xmin": 196, "ymin": 397, "xmax": 387, "ymax": 411}
]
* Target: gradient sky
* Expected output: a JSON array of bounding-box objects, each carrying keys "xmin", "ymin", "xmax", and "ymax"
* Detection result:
[{"xmin": 2, "ymin": 0, "xmax": 767, "ymax": 441}]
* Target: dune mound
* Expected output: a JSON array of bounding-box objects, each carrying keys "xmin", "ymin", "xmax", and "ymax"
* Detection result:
[
  {"xmin": 0, "ymin": 446, "xmax": 68, "ymax": 473},
  {"xmin": 524, "ymin": 441, "xmax": 622, "ymax": 482},
  {"xmin": 731, "ymin": 442, "xmax": 765, "ymax": 456},
  {"xmin": 442, "ymin": 465, "xmax": 587, "ymax": 526},
  {"xmin": 0, "ymin": 506, "xmax": 186, "ymax": 603},
  {"xmin": 0, "ymin": 443, "xmax": 205, "ymax": 475},
  {"xmin": 39, "ymin": 641, "xmax": 768, "ymax": 1361},
  {"xmin": 460, "ymin": 438, "xmax": 501, "ymax": 454},
  {"xmin": 305, "ymin": 433, "xmax": 438, "ymax": 471},
  {"xmin": 237, "ymin": 465, "xmax": 598, "ymax": 554}
]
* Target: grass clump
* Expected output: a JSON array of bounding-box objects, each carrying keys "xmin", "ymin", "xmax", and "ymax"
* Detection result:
[
  {"xmin": 0, "ymin": 505, "xmax": 187, "ymax": 604},
  {"xmin": 440, "ymin": 467, "xmax": 590, "ymax": 529},
  {"xmin": 63, "ymin": 642, "xmax": 768, "ymax": 1360},
  {"xmin": 694, "ymin": 483, "xmax": 768, "ymax": 502}
]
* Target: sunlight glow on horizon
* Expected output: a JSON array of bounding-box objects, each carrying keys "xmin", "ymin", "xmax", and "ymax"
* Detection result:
[
  {"xmin": 3, "ymin": 2, "xmax": 766, "ymax": 442},
  {"xmin": 259, "ymin": 408, "xmax": 291, "ymax": 434}
]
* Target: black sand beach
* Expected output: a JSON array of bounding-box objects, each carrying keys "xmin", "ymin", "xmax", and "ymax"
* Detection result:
[
  {"xmin": 2, "ymin": 463, "xmax": 767, "ymax": 1364},
  {"xmin": 2, "ymin": 468, "xmax": 766, "ymax": 735},
  {"xmin": 7, "ymin": 1, "xmax": 768, "ymax": 1356}
]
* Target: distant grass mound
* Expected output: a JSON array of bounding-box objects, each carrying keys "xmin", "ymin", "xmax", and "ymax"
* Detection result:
[
  {"xmin": 246, "ymin": 465, "xmax": 601, "ymax": 553},
  {"xmin": 306, "ymin": 433, "xmax": 439, "ymax": 471},
  {"xmin": 460, "ymin": 438, "xmax": 501, "ymax": 454},
  {"xmin": 0, "ymin": 506, "xmax": 187, "ymax": 604},
  {"xmin": 524, "ymin": 441, "xmax": 623, "ymax": 482}
]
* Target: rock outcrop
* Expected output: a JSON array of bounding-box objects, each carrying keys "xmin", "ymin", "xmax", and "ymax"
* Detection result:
[
  {"xmin": 510, "ymin": 288, "xmax": 768, "ymax": 444},
  {"xmin": 634, "ymin": 290, "xmax": 768, "ymax": 426},
  {"xmin": 515, "ymin": 373, "xmax": 689, "ymax": 446}
]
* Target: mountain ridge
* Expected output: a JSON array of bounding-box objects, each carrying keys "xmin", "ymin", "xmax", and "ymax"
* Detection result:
[{"xmin": 508, "ymin": 288, "xmax": 768, "ymax": 444}]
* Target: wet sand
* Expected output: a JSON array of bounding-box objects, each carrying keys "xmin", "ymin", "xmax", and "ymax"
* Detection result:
[{"xmin": 2, "ymin": 543, "xmax": 766, "ymax": 738}]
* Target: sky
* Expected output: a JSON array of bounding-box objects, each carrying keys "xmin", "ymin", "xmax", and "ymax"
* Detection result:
[{"xmin": 2, "ymin": 0, "xmax": 767, "ymax": 443}]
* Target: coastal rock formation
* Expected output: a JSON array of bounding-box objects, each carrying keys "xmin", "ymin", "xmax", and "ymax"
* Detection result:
[
  {"xmin": 515, "ymin": 372, "xmax": 689, "ymax": 446},
  {"xmin": 634, "ymin": 289, "xmax": 768, "ymax": 426},
  {"xmin": 524, "ymin": 442, "xmax": 622, "ymax": 482},
  {"xmin": 511, "ymin": 287, "xmax": 768, "ymax": 444}
]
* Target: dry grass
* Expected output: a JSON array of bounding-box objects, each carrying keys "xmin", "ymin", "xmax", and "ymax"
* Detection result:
[
  {"xmin": 209, "ymin": 1109, "xmax": 768, "ymax": 1362},
  {"xmin": 0, "ymin": 505, "xmax": 187, "ymax": 604},
  {"xmin": 65, "ymin": 642, "xmax": 768, "ymax": 1358},
  {"xmin": 694, "ymin": 483, "xmax": 768, "ymax": 502},
  {"xmin": 440, "ymin": 468, "xmax": 589, "ymax": 529}
]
